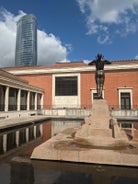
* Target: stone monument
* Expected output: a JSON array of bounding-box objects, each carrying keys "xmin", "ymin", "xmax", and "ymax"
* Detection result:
[
  {"xmin": 88, "ymin": 53, "xmax": 111, "ymax": 98},
  {"xmin": 31, "ymin": 99, "xmax": 138, "ymax": 166},
  {"xmin": 75, "ymin": 99, "xmax": 128, "ymax": 147},
  {"xmin": 31, "ymin": 54, "xmax": 138, "ymax": 166}
]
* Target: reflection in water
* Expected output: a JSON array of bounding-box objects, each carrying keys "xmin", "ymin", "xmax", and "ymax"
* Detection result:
[
  {"xmin": 42, "ymin": 119, "xmax": 82, "ymax": 141},
  {"xmin": 0, "ymin": 159, "xmax": 138, "ymax": 184},
  {"xmin": 19, "ymin": 128, "xmax": 26, "ymax": 145},
  {"xmin": 0, "ymin": 119, "xmax": 138, "ymax": 184},
  {"xmin": 0, "ymin": 164, "xmax": 10, "ymax": 184},
  {"xmin": 34, "ymin": 168, "xmax": 92, "ymax": 184},
  {"xmin": 7, "ymin": 132, "xmax": 16, "ymax": 151},
  {"xmin": 111, "ymin": 176, "xmax": 138, "ymax": 184},
  {"xmin": 10, "ymin": 161, "xmax": 34, "ymax": 184},
  {"xmin": 32, "ymin": 160, "xmax": 138, "ymax": 184},
  {"xmin": 51, "ymin": 120, "xmax": 82, "ymax": 136}
]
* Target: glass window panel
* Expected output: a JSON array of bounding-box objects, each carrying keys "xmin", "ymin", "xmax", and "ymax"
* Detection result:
[
  {"xmin": 121, "ymin": 92, "xmax": 131, "ymax": 110},
  {"xmin": 55, "ymin": 76, "xmax": 78, "ymax": 96}
]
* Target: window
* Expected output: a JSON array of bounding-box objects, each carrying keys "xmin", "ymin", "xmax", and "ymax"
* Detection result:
[
  {"xmin": 118, "ymin": 88, "xmax": 133, "ymax": 110},
  {"xmin": 55, "ymin": 76, "xmax": 78, "ymax": 96},
  {"xmin": 121, "ymin": 92, "xmax": 131, "ymax": 109}
]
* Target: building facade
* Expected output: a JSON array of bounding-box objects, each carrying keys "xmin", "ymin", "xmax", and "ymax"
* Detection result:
[
  {"xmin": 0, "ymin": 69, "xmax": 44, "ymax": 119},
  {"xmin": 15, "ymin": 14, "xmax": 37, "ymax": 67},
  {"xmin": 2, "ymin": 60, "xmax": 138, "ymax": 141},
  {"xmin": 4, "ymin": 60, "xmax": 138, "ymax": 111}
]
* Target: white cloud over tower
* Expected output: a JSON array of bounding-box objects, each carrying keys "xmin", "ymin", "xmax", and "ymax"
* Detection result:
[{"xmin": 0, "ymin": 8, "xmax": 68, "ymax": 67}]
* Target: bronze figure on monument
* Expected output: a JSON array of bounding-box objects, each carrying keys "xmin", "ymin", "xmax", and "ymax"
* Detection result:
[{"xmin": 89, "ymin": 53, "xmax": 111, "ymax": 99}]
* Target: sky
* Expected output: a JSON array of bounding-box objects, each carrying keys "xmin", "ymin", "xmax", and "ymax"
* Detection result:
[{"xmin": 0, "ymin": 0, "xmax": 138, "ymax": 67}]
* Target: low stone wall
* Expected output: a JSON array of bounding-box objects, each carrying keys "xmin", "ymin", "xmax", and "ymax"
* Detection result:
[
  {"xmin": 42, "ymin": 108, "xmax": 91, "ymax": 118},
  {"xmin": 0, "ymin": 110, "xmax": 38, "ymax": 119},
  {"xmin": 111, "ymin": 109, "xmax": 138, "ymax": 119}
]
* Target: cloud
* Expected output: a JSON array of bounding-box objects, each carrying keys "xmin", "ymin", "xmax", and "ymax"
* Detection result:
[
  {"xmin": 0, "ymin": 8, "xmax": 69, "ymax": 67},
  {"xmin": 76, "ymin": 0, "xmax": 138, "ymax": 44},
  {"xmin": 38, "ymin": 31, "xmax": 68, "ymax": 65},
  {"xmin": 97, "ymin": 34, "xmax": 111, "ymax": 44},
  {"xmin": 135, "ymin": 54, "xmax": 138, "ymax": 59}
]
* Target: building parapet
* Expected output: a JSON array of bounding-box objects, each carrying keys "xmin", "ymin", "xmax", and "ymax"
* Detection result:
[{"xmin": 3, "ymin": 62, "xmax": 138, "ymax": 76}]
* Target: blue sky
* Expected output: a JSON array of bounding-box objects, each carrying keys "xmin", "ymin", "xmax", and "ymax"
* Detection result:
[{"xmin": 0, "ymin": 0, "xmax": 138, "ymax": 67}]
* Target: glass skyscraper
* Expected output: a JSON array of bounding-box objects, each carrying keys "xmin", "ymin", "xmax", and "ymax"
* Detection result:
[{"xmin": 15, "ymin": 14, "xmax": 37, "ymax": 67}]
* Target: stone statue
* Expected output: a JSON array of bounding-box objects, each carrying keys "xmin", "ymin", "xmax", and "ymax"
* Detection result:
[{"xmin": 88, "ymin": 53, "xmax": 111, "ymax": 99}]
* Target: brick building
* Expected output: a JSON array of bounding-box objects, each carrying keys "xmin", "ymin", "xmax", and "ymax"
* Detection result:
[
  {"xmin": 3, "ymin": 59, "xmax": 138, "ymax": 110},
  {"xmin": 2, "ymin": 59, "xmax": 138, "ymax": 140}
]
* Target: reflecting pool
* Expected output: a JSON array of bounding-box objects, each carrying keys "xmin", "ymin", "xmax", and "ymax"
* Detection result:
[{"xmin": 0, "ymin": 119, "xmax": 138, "ymax": 184}]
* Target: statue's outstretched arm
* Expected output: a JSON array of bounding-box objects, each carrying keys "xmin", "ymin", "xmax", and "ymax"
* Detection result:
[
  {"xmin": 104, "ymin": 60, "xmax": 111, "ymax": 64},
  {"xmin": 88, "ymin": 60, "xmax": 95, "ymax": 65}
]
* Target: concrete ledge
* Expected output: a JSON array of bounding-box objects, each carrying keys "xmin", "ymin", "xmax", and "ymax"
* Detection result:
[{"xmin": 31, "ymin": 130, "xmax": 138, "ymax": 166}]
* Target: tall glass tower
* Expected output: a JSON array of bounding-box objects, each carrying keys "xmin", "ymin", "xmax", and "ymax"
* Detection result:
[{"xmin": 15, "ymin": 14, "xmax": 37, "ymax": 67}]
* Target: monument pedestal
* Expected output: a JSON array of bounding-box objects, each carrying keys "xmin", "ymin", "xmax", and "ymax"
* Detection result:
[
  {"xmin": 75, "ymin": 99, "xmax": 128, "ymax": 147},
  {"xmin": 31, "ymin": 100, "xmax": 138, "ymax": 167}
]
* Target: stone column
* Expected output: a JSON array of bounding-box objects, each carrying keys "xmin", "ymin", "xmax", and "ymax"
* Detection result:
[
  {"xmin": 4, "ymin": 86, "xmax": 9, "ymax": 112},
  {"xmin": 34, "ymin": 93, "xmax": 37, "ymax": 110},
  {"xmin": 17, "ymin": 89, "xmax": 21, "ymax": 111},
  {"xmin": 27, "ymin": 91, "xmax": 30, "ymax": 111},
  {"xmin": 40, "ymin": 94, "xmax": 44, "ymax": 109}
]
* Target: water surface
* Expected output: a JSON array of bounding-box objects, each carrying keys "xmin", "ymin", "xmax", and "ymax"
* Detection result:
[{"xmin": 0, "ymin": 119, "xmax": 138, "ymax": 184}]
